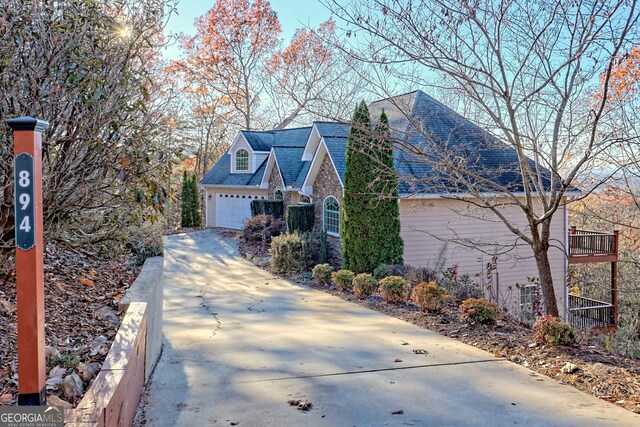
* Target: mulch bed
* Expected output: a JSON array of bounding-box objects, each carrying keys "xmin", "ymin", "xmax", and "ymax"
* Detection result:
[
  {"xmin": 231, "ymin": 230, "xmax": 640, "ymax": 414},
  {"xmin": 0, "ymin": 244, "xmax": 140, "ymax": 407},
  {"xmin": 299, "ymin": 277, "xmax": 640, "ymax": 414}
]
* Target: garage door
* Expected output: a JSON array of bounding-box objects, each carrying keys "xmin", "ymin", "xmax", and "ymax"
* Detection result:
[{"xmin": 215, "ymin": 193, "xmax": 257, "ymax": 229}]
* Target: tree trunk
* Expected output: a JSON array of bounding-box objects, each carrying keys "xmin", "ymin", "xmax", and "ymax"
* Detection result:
[{"xmin": 532, "ymin": 241, "xmax": 560, "ymax": 317}]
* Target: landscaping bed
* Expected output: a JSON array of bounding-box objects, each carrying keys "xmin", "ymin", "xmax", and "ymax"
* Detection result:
[
  {"xmin": 299, "ymin": 276, "xmax": 640, "ymax": 414},
  {"xmin": 232, "ymin": 229, "xmax": 640, "ymax": 414},
  {"xmin": 0, "ymin": 245, "xmax": 140, "ymax": 407}
]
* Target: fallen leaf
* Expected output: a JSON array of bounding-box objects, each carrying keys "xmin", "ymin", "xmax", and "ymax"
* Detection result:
[
  {"xmin": 46, "ymin": 366, "xmax": 66, "ymax": 390},
  {"xmin": 78, "ymin": 277, "xmax": 95, "ymax": 288},
  {"xmin": 0, "ymin": 299, "xmax": 15, "ymax": 314},
  {"xmin": 288, "ymin": 399, "xmax": 312, "ymax": 411}
]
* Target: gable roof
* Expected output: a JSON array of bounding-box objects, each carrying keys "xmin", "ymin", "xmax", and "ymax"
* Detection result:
[
  {"xmin": 201, "ymin": 154, "xmax": 266, "ymax": 186},
  {"xmin": 273, "ymin": 147, "xmax": 306, "ymax": 186},
  {"xmin": 314, "ymin": 122, "xmax": 350, "ymax": 138},
  {"xmin": 323, "ymin": 137, "xmax": 347, "ymax": 183},
  {"xmin": 369, "ymin": 90, "xmax": 557, "ymax": 195},
  {"xmin": 203, "ymin": 90, "xmax": 563, "ymax": 197},
  {"xmin": 241, "ymin": 126, "xmax": 311, "ymax": 151}
]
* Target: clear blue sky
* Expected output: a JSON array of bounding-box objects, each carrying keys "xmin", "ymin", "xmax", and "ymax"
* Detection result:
[{"xmin": 162, "ymin": 0, "xmax": 333, "ymax": 60}]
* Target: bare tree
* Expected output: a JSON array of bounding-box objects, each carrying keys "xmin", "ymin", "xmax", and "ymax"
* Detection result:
[
  {"xmin": 265, "ymin": 19, "xmax": 364, "ymax": 128},
  {"xmin": 325, "ymin": 0, "xmax": 640, "ymax": 316}
]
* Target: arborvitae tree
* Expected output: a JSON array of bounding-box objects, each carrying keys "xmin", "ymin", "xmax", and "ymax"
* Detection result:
[
  {"xmin": 342, "ymin": 100, "xmax": 374, "ymax": 273},
  {"xmin": 180, "ymin": 172, "xmax": 200, "ymax": 227},
  {"xmin": 180, "ymin": 170, "xmax": 192, "ymax": 227},
  {"xmin": 190, "ymin": 174, "xmax": 201, "ymax": 227},
  {"xmin": 370, "ymin": 110, "xmax": 403, "ymax": 266}
]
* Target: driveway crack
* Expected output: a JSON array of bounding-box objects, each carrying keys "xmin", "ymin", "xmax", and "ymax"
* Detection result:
[
  {"xmin": 242, "ymin": 358, "xmax": 505, "ymax": 383},
  {"xmin": 198, "ymin": 287, "xmax": 221, "ymax": 338}
]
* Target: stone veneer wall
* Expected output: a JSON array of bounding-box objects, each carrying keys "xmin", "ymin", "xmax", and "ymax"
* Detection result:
[
  {"xmin": 267, "ymin": 162, "xmax": 292, "ymax": 204},
  {"xmin": 312, "ymin": 153, "xmax": 343, "ymax": 267}
]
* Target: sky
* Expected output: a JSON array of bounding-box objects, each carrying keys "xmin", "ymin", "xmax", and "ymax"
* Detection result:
[{"xmin": 162, "ymin": 0, "xmax": 334, "ymax": 60}]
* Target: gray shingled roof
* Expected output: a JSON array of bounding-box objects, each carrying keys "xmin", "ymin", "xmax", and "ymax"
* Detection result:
[
  {"xmin": 241, "ymin": 131, "xmax": 273, "ymax": 151},
  {"xmin": 200, "ymin": 154, "xmax": 266, "ymax": 186},
  {"xmin": 241, "ymin": 127, "xmax": 311, "ymax": 151},
  {"xmin": 323, "ymin": 137, "xmax": 347, "ymax": 184},
  {"xmin": 273, "ymin": 147, "xmax": 305, "ymax": 187},
  {"xmin": 204, "ymin": 90, "xmax": 558, "ymax": 196},
  {"xmin": 369, "ymin": 91, "xmax": 556, "ymax": 195},
  {"xmin": 314, "ymin": 122, "xmax": 350, "ymax": 138},
  {"xmin": 294, "ymin": 161, "xmax": 312, "ymax": 188}
]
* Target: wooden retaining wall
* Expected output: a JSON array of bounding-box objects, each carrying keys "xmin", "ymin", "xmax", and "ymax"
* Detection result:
[{"xmin": 65, "ymin": 302, "xmax": 147, "ymax": 426}]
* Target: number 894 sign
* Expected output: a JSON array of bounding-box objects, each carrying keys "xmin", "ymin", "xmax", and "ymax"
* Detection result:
[{"xmin": 14, "ymin": 153, "xmax": 35, "ymax": 250}]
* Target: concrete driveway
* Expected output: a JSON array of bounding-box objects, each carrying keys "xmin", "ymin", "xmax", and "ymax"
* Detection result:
[{"xmin": 136, "ymin": 229, "xmax": 640, "ymax": 426}]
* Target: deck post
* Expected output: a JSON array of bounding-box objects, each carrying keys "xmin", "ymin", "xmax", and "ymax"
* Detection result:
[{"xmin": 611, "ymin": 230, "xmax": 619, "ymax": 326}]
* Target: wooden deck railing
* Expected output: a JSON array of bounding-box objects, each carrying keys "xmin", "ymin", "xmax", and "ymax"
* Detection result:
[
  {"xmin": 568, "ymin": 294, "xmax": 615, "ymax": 329},
  {"xmin": 568, "ymin": 228, "xmax": 618, "ymax": 262}
]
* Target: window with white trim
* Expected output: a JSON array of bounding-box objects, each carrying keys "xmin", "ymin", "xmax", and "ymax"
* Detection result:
[
  {"xmin": 300, "ymin": 195, "xmax": 312, "ymax": 204},
  {"xmin": 235, "ymin": 149, "xmax": 249, "ymax": 171},
  {"xmin": 274, "ymin": 189, "xmax": 284, "ymax": 201},
  {"xmin": 519, "ymin": 284, "xmax": 536, "ymax": 321},
  {"xmin": 323, "ymin": 196, "xmax": 340, "ymax": 235}
]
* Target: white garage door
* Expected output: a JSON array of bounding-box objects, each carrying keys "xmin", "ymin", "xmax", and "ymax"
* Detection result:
[{"xmin": 215, "ymin": 193, "xmax": 255, "ymax": 229}]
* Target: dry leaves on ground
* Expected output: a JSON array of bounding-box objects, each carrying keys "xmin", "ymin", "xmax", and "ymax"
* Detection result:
[{"xmin": 0, "ymin": 244, "xmax": 140, "ymax": 407}]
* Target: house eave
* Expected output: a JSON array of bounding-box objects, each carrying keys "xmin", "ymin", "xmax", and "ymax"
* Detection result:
[
  {"xmin": 300, "ymin": 138, "xmax": 344, "ymax": 195},
  {"xmin": 201, "ymin": 184, "xmax": 266, "ymax": 190},
  {"xmin": 399, "ymin": 190, "xmax": 582, "ymax": 199}
]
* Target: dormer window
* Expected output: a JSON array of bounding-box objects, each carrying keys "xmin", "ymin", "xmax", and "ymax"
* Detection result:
[{"xmin": 236, "ymin": 149, "xmax": 249, "ymax": 171}]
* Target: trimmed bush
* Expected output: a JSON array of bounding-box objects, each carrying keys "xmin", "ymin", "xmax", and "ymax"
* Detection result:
[
  {"xmin": 533, "ymin": 316, "xmax": 576, "ymax": 346},
  {"xmin": 373, "ymin": 264, "xmax": 389, "ymax": 280},
  {"xmin": 251, "ymin": 199, "xmax": 284, "ymax": 218},
  {"xmin": 270, "ymin": 233, "xmax": 306, "ymax": 274},
  {"xmin": 332, "ymin": 269, "xmax": 355, "ymax": 291},
  {"xmin": 312, "ymin": 263, "xmax": 333, "ymax": 285},
  {"xmin": 353, "ymin": 273, "xmax": 377, "ymax": 299},
  {"xmin": 411, "ymin": 281, "xmax": 450, "ymax": 313},
  {"xmin": 286, "ymin": 204, "xmax": 315, "ymax": 233},
  {"xmin": 459, "ymin": 298, "xmax": 498, "ymax": 325},
  {"xmin": 373, "ymin": 263, "xmax": 437, "ymax": 286},
  {"xmin": 388, "ymin": 264, "xmax": 410, "ymax": 277},
  {"xmin": 379, "ymin": 276, "xmax": 409, "ymax": 303}
]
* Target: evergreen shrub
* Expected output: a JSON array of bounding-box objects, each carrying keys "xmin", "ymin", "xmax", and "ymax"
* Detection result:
[
  {"xmin": 379, "ymin": 276, "xmax": 409, "ymax": 303},
  {"xmin": 332, "ymin": 269, "xmax": 355, "ymax": 291},
  {"xmin": 353, "ymin": 273, "xmax": 377, "ymax": 299},
  {"xmin": 312, "ymin": 263, "xmax": 333, "ymax": 285},
  {"xmin": 286, "ymin": 204, "xmax": 315, "ymax": 233}
]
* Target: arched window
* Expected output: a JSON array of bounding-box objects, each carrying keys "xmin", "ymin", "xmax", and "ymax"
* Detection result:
[
  {"xmin": 274, "ymin": 189, "xmax": 284, "ymax": 201},
  {"xmin": 235, "ymin": 149, "xmax": 249, "ymax": 171},
  {"xmin": 323, "ymin": 196, "xmax": 340, "ymax": 235},
  {"xmin": 300, "ymin": 195, "xmax": 312, "ymax": 204}
]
